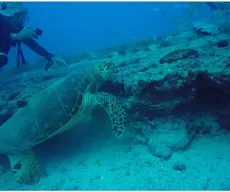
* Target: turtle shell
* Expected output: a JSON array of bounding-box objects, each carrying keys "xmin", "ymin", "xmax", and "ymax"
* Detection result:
[{"xmin": 0, "ymin": 69, "xmax": 97, "ymax": 154}]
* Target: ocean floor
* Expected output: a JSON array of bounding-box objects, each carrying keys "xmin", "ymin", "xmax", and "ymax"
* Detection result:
[{"xmin": 0, "ymin": 115, "xmax": 230, "ymax": 190}]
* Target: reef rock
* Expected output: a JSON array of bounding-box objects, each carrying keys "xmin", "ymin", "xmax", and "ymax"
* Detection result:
[{"xmin": 0, "ymin": 27, "xmax": 230, "ymax": 159}]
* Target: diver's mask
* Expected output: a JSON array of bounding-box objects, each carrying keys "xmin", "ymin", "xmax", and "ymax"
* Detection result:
[
  {"xmin": 6, "ymin": 11, "xmax": 29, "ymax": 28},
  {"xmin": 12, "ymin": 10, "xmax": 29, "ymax": 26}
]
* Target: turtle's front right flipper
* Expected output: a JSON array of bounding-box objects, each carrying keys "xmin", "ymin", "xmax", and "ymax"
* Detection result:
[{"xmin": 93, "ymin": 92, "xmax": 127, "ymax": 138}]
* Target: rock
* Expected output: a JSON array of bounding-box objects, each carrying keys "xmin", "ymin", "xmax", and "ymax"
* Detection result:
[
  {"xmin": 166, "ymin": 128, "xmax": 192, "ymax": 151},
  {"xmin": 147, "ymin": 117, "xmax": 196, "ymax": 159},
  {"xmin": 193, "ymin": 22, "xmax": 219, "ymax": 36},
  {"xmin": 216, "ymin": 39, "xmax": 229, "ymax": 48},
  {"xmin": 148, "ymin": 139, "xmax": 172, "ymax": 160},
  {"xmin": 159, "ymin": 48, "xmax": 199, "ymax": 64},
  {"xmin": 135, "ymin": 135, "xmax": 148, "ymax": 146},
  {"xmin": 173, "ymin": 163, "xmax": 186, "ymax": 171}
]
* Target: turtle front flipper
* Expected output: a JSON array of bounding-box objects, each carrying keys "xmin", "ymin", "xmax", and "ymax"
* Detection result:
[
  {"xmin": 92, "ymin": 92, "xmax": 127, "ymax": 138},
  {"xmin": 7, "ymin": 148, "xmax": 42, "ymax": 185}
]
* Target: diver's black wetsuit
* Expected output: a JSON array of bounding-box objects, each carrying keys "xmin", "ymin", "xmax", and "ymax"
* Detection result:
[{"xmin": 0, "ymin": 15, "xmax": 54, "ymax": 68}]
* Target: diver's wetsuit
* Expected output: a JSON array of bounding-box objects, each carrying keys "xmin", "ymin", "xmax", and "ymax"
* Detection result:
[{"xmin": 0, "ymin": 15, "xmax": 54, "ymax": 68}]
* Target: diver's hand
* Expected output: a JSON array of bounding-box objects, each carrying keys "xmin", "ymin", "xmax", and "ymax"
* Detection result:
[
  {"xmin": 51, "ymin": 56, "xmax": 67, "ymax": 68},
  {"xmin": 11, "ymin": 25, "xmax": 38, "ymax": 41},
  {"xmin": 45, "ymin": 56, "xmax": 67, "ymax": 71}
]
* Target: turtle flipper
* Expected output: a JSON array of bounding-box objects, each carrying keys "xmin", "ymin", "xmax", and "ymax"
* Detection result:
[
  {"xmin": 7, "ymin": 148, "xmax": 42, "ymax": 185},
  {"xmin": 93, "ymin": 92, "xmax": 127, "ymax": 138}
]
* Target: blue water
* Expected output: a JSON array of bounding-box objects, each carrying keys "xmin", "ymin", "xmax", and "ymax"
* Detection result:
[{"xmin": 7, "ymin": 2, "xmax": 211, "ymax": 65}]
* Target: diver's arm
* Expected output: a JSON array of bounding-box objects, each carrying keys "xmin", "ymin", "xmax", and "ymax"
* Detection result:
[
  {"xmin": 22, "ymin": 38, "xmax": 54, "ymax": 61},
  {"xmin": 10, "ymin": 33, "xmax": 24, "ymax": 41},
  {"xmin": 10, "ymin": 25, "xmax": 53, "ymax": 61}
]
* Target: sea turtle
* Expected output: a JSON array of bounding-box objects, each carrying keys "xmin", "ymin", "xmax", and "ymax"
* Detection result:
[{"xmin": 0, "ymin": 61, "xmax": 127, "ymax": 185}]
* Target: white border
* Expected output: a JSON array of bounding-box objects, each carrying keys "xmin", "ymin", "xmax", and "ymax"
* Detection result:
[
  {"xmin": 0, "ymin": 0, "xmax": 229, "ymax": 191},
  {"xmin": 16, "ymin": 0, "xmax": 230, "ymax": 1}
]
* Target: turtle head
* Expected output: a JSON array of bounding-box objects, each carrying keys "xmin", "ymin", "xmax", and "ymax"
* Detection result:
[{"xmin": 95, "ymin": 61, "xmax": 115, "ymax": 81}]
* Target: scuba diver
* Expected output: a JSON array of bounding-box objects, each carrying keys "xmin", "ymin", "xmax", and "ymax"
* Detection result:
[{"xmin": 0, "ymin": 2, "xmax": 66, "ymax": 71}]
